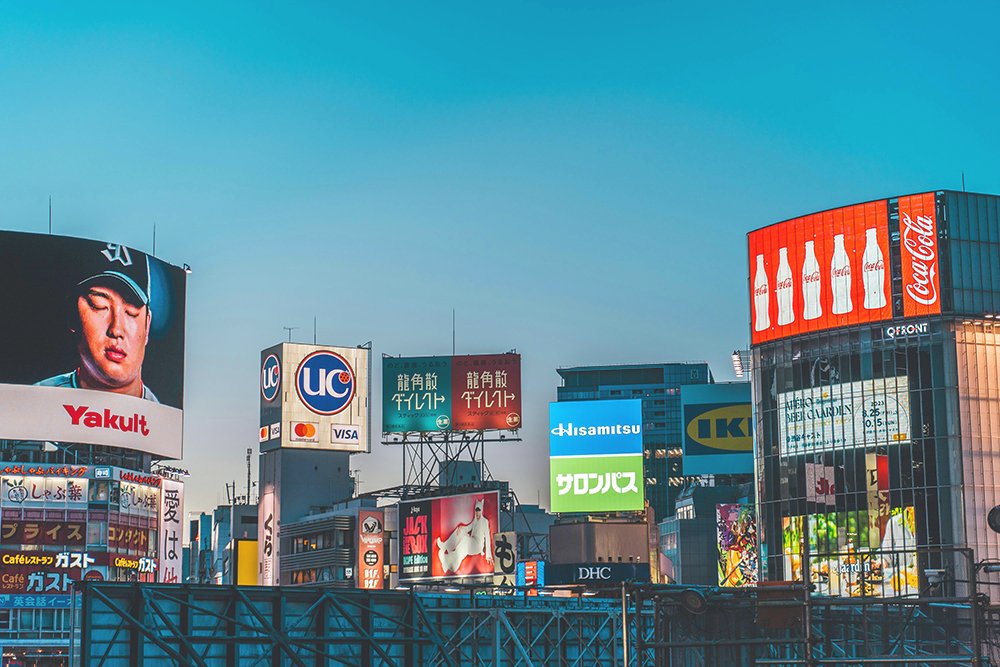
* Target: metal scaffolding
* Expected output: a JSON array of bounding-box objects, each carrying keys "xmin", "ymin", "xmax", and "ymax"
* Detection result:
[{"xmin": 72, "ymin": 563, "xmax": 998, "ymax": 666}]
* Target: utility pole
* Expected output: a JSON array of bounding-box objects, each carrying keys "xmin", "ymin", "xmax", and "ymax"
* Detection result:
[{"xmin": 246, "ymin": 448, "xmax": 253, "ymax": 505}]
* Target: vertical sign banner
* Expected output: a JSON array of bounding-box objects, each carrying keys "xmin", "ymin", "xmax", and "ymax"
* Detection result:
[
  {"xmin": 260, "ymin": 343, "xmax": 370, "ymax": 453},
  {"xmin": 716, "ymin": 504, "xmax": 758, "ymax": 587},
  {"xmin": 398, "ymin": 499, "xmax": 432, "ymax": 581},
  {"xmin": 549, "ymin": 399, "xmax": 644, "ymax": 513},
  {"xmin": 258, "ymin": 486, "xmax": 277, "ymax": 586},
  {"xmin": 492, "ymin": 531, "xmax": 517, "ymax": 587},
  {"xmin": 898, "ymin": 192, "xmax": 941, "ymax": 318},
  {"xmin": 382, "ymin": 353, "xmax": 522, "ymax": 433},
  {"xmin": 158, "ymin": 478, "xmax": 184, "ymax": 583},
  {"xmin": 749, "ymin": 200, "xmax": 891, "ymax": 345},
  {"xmin": 357, "ymin": 509, "xmax": 385, "ymax": 590}
]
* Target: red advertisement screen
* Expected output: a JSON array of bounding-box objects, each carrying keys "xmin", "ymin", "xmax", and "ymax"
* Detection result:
[
  {"xmin": 898, "ymin": 192, "xmax": 941, "ymax": 318},
  {"xmin": 749, "ymin": 200, "xmax": 892, "ymax": 344},
  {"xmin": 450, "ymin": 354, "xmax": 521, "ymax": 431},
  {"xmin": 430, "ymin": 491, "xmax": 499, "ymax": 578}
]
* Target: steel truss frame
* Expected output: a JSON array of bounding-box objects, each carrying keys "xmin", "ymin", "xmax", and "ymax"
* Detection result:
[{"xmin": 75, "ymin": 584, "xmax": 630, "ymax": 667}]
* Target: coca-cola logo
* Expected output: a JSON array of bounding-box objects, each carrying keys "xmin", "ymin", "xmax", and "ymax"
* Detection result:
[
  {"xmin": 863, "ymin": 260, "xmax": 884, "ymax": 272},
  {"xmin": 776, "ymin": 278, "xmax": 793, "ymax": 290},
  {"xmin": 753, "ymin": 284, "xmax": 768, "ymax": 297},
  {"xmin": 803, "ymin": 271, "xmax": 820, "ymax": 284},
  {"xmin": 832, "ymin": 265, "xmax": 851, "ymax": 278},
  {"xmin": 901, "ymin": 212, "xmax": 938, "ymax": 306}
]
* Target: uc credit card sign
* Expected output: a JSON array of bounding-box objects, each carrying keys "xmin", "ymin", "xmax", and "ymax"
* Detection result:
[{"xmin": 549, "ymin": 399, "xmax": 644, "ymax": 513}]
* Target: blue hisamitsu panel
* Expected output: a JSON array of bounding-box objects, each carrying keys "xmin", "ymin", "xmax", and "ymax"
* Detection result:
[{"xmin": 549, "ymin": 399, "xmax": 643, "ymax": 458}]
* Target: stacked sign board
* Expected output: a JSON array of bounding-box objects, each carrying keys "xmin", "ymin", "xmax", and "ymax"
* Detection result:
[
  {"xmin": 259, "ymin": 343, "xmax": 371, "ymax": 453},
  {"xmin": 382, "ymin": 354, "xmax": 521, "ymax": 433},
  {"xmin": 549, "ymin": 399, "xmax": 644, "ymax": 513}
]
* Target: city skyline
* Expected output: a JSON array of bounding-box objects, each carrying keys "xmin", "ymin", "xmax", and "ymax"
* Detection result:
[{"xmin": 2, "ymin": 2, "xmax": 999, "ymax": 516}]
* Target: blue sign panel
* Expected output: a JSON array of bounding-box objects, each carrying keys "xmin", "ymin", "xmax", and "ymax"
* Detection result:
[{"xmin": 548, "ymin": 399, "xmax": 643, "ymax": 457}]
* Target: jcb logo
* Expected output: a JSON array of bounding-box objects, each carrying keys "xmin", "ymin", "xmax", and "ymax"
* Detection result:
[{"xmin": 685, "ymin": 404, "xmax": 752, "ymax": 452}]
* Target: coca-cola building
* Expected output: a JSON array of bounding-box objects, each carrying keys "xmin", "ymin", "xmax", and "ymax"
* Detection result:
[{"xmin": 749, "ymin": 190, "xmax": 1000, "ymax": 596}]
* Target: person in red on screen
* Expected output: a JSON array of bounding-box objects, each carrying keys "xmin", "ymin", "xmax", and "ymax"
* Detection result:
[
  {"xmin": 436, "ymin": 497, "xmax": 493, "ymax": 574},
  {"xmin": 36, "ymin": 243, "xmax": 158, "ymax": 403}
]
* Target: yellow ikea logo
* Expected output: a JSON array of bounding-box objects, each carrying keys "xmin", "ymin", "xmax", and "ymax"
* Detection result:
[{"xmin": 685, "ymin": 404, "xmax": 753, "ymax": 452}]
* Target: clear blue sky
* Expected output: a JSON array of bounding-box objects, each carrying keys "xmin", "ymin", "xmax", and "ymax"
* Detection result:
[{"xmin": 2, "ymin": 2, "xmax": 998, "ymax": 515}]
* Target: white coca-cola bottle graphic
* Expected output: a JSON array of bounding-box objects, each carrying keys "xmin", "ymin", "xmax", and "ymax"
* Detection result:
[
  {"xmin": 831, "ymin": 233, "xmax": 853, "ymax": 314},
  {"xmin": 802, "ymin": 240, "xmax": 822, "ymax": 320},
  {"xmin": 776, "ymin": 247, "xmax": 794, "ymax": 325},
  {"xmin": 862, "ymin": 227, "xmax": 886, "ymax": 309},
  {"xmin": 753, "ymin": 254, "xmax": 770, "ymax": 331}
]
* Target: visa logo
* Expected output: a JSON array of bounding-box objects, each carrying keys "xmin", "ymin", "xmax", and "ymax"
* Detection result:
[
  {"xmin": 331, "ymin": 426, "xmax": 360, "ymax": 445},
  {"xmin": 685, "ymin": 404, "xmax": 753, "ymax": 452}
]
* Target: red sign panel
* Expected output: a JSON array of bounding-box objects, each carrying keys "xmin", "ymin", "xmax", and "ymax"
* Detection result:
[
  {"xmin": 357, "ymin": 509, "xmax": 384, "ymax": 590},
  {"xmin": 898, "ymin": 192, "xmax": 941, "ymax": 318},
  {"xmin": 430, "ymin": 491, "xmax": 499, "ymax": 578},
  {"xmin": 450, "ymin": 354, "xmax": 521, "ymax": 431},
  {"xmin": 749, "ymin": 200, "xmax": 892, "ymax": 344}
]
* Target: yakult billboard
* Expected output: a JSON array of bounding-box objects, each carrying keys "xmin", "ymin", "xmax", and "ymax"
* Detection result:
[
  {"xmin": 259, "ymin": 342, "xmax": 370, "ymax": 453},
  {"xmin": 0, "ymin": 232, "xmax": 187, "ymax": 459},
  {"xmin": 749, "ymin": 194, "xmax": 942, "ymax": 345}
]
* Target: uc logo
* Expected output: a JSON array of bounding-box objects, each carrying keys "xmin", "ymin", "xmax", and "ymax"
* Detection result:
[
  {"xmin": 261, "ymin": 354, "xmax": 281, "ymax": 402},
  {"xmin": 296, "ymin": 350, "xmax": 356, "ymax": 415}
]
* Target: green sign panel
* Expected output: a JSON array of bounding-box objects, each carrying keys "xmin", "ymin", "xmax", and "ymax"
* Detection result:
[
  {"xmin": 549, "ymin": 454, "xmax": 645, "ymax": 513},
  {"xmin": 382, "ymin": 356, "xmax": 453, "ymax": 432}
]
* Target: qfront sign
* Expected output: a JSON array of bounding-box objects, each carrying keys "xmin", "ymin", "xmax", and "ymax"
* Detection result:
[
  {"xmin": 259, "ymin": 343, "xmax": 370, "ymax": 453},
  {"xmin": 549, "ymin": 399, "xmax": 644, "ymax": 513}
]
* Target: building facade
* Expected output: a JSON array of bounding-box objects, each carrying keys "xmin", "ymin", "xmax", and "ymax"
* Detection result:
[
  {"xmin": 556, "ymin": 363, "xmax": 714, "ymax": 521},
  {"xmin": 750, "ymin": 190, "xmax": 1000, "ymax": 595}
]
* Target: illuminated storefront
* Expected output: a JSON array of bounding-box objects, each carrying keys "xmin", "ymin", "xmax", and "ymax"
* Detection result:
[{"xmin": 750, "ymin": 190, "xmax": 1000, "ymax": 595}]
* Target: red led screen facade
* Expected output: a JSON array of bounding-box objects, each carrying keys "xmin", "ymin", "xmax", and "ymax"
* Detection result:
[{"xmin": 749, "ymin": 195, "xmax": 942, "ymax": 345}]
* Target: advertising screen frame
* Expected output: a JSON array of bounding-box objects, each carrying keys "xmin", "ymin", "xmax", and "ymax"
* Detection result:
[
  {"xmin": 0, "ymin": 232, "xmax": 187, "ymax": 460},
  {"xmin": 397, "ymin": 490, "xmax": 500, "ymax": 584}
]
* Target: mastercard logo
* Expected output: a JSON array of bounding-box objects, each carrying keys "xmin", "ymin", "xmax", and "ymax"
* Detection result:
[{"xmin": 291, "ymin": 422, "xmax": 318, "ymax": 441}]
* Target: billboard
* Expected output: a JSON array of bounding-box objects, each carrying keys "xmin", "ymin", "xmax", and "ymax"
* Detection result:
[
  {"xmin": 549, "ymin": 399, "xmax": 644, "ymax": 513},
  {"xmin": 0, "ymin": 232, "xmax": 187, "ymax": 459},
  {"xmin": 777, "ymin": 376, "xmax": 911, "ymax": 456},
  {"xmin": 382, "ymin": 354, "xmax": 521, "ymax": 433},
  {"xmin": 234, "ymin": 539, "xmax": 259, "ymax": 586},
  {"xmin": 397, "ymin": 490, "xmax": 500, "ymax": 583},
  {"xmin": 357, "ymin": 509, "xmax": 384, "ymax": 590},
  {"xmin": 545, "ymin": 563, "xmax": 650, "ymax": 585},
  {"xmin": 681, "ymin": 383, "xmax": 753, "ymax": 475},
  {"xmin": 781, "ymin": 506, "xmax": 918, "ymax": 597},
  {"xmin": 259, "ymin": 342, "xmax": 371, "ymax": 453},
  {"xmin": 716, "ymin": 504, "xmax": 758, "ymax": 587},
  {"xmin": 749, "ymin": 194, "xmax": 943, "ymax": 345}
]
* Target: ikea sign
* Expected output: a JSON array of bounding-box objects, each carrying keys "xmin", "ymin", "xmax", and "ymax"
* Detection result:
[{"xmin": 681, "ymin": 384, "xmax": 753, "ymax": 476}]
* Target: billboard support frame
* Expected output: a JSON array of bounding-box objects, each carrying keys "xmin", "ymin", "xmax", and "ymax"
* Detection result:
[{"xmin": 381, "ymin": 430, "xmax": 521, "ymax": 489}]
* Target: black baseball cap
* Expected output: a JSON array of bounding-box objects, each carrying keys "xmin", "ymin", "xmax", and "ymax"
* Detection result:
[{"xmin": 77, "ymin": 243, "xmax": 151, "ymax": 307}]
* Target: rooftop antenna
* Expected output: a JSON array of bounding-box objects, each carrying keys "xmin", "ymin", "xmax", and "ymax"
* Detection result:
[
  {"xmin": 48, "ymin": 196, "xmax": 52, "ymax": 234},
  {"xmin": 152, "ymin": 223, "xmax": 157, "ymax": 256},
  {"xmin": 962, "ymin": 172, "xmax": 966, "ymax": 192},
  {"xmin": 246, "ymin": 448, "xmax": 253, "ymax": 506},
  {"xmin": 283, "ymin": 326, "xmax": 298, "ymax": 342},
  {"xmin": 452, "ymin": 309, "xmax": 456, "ymax": 355},
  {"xmin": 313, "ymin": 316, "xmax": 317, "ymax": 345}
]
